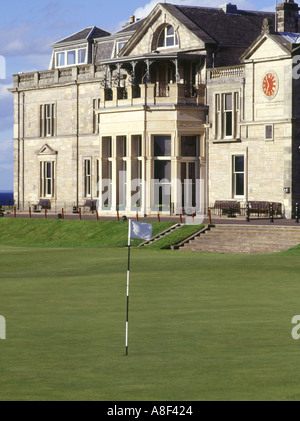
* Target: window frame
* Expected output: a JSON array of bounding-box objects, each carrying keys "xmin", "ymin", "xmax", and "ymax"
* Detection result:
[
  {"xmin": 56, "ymin": 52, "xmax": 65, "ymax": 67},
  {"xmin": 214, "ymin": 92, "xmax": 240, "ymax": 140},
  {"xmin": 157, "ymin": 25, "xmax": 179, "ymax": 49},
  {"xmin": 40, "ymin": 161, "xmax": 55, "ymax": 198},
  {"xmin": 55, "ymin": 48, "xmax": 87, "ymax": 68},
  {"xmin": 265, "ymin": 124, "xmax": 274, "ymax": 141},
  {"xmin": 40, "ymin": 104, "xmax": 55, "ymax": 137},
  {"xmin": 117, "ymin": 41, "xmax": 127, "ymax": 53},
  {"xmin": 77, "ymin": 48, "xmax": 87, "ymax": 64},
  {"xmin": 116, "ymin": 135, "xmax": 127, "ymax": 158},
  {"xmin": 153, "ymin": 135, "xmax": 172, "ymax": 157},
  {"xmin": 232, "ymin": 155, "xmax": 245, "ymax": 198},
  {"xmin": 93, "ymin": 98, "xmax": 101, "ymax": 134},
  {"xmin": 224, "ymin": 93, "xmax": 233, "ymax": 139},
  {"xmin": 181, "ymin": 135, "xmax": 199, "ymax": 158},
  {"xmin": 84, "ymin": 158, "xmax": 92, "ymax": 198}
]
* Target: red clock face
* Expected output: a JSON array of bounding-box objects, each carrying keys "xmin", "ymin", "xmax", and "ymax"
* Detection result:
[{"xmin": 262, "ymin": 73, "xmax": 277, "ymax": 97}]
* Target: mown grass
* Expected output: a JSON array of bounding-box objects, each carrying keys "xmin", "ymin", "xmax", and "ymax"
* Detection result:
[
  {"xmin": 0, "ymin": 245, "xmax": 300, "ymax": 401},
  {"xmin": 1, "ymin": 219, "xmax": 300, "ymax": 401},
  {"xmin": 0, "ymin": 219, "xmax": 175, "ymax": 248},
  {"xmin": 0, "ymin": 219, "xmax": 206, "ymax": 250}
]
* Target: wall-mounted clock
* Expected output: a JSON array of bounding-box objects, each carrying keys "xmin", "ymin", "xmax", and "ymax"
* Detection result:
[{"xmin": 262, "ymin": 72, "xmax": 278, "ymax": 98}]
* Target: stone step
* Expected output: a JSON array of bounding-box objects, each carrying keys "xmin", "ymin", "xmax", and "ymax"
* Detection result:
[
  {"xmin": 204, "ymin": 228, "xmax": 300, "ymax": 232},
  {"xmin": 197, "ymin": 229, "xmax": 300, "ymax": 236},
  {"xmin": 192, "ymin": 235, "xmax": 300, "ymax": 243},
  {"xmin": 193, "ymin": 234, "xmax": 300, "ymax": 241},
  {"xmin": 209, "ymin": 226, "xmax": 300, "ymax": 233},
  {"xmin": 192, "ymin": 244, "xmax": 300, "ymax": 250},
  {"xmin": 197, "ymin": 229, "xmax": 300, "ymax": 235},
  {"xmin": 184, "ymin": 240, "xmax": 297, "ymax": 248},
  {"xmin": 179, "ymin": 224, "xmax": 300, "ymax": 254},
  {"xmin": 183, "ymin": 246, "xmax": 285, "ymax": 251},
  {"xmin": 183, "ymin": 244, "xmax": 294, "ymax": 253}
]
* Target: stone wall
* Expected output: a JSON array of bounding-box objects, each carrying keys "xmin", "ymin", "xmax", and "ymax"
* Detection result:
[
  {"xmin": 207, "ymin": 37, "xmax": 296, "ymax": 217},
  {"xmin": 12, "ymin": 78, "xmax": 101, "ymax": 210}
]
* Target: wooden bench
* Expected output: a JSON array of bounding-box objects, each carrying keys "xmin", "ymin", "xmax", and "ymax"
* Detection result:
[
  {"xmin": 33, "ymin": 199, "xmax": 51, "ymax": 212},
  {"xmin": 213, "ymin": 200, "xmax": 240, "ymax": 216},
  {"xmin": 271, "ymin": 202, "xmax": 282, "ymax": 216},
  {"xmin": 247, "ymin": 201, "xmax": 282, "ymax": 217},
  {"xmin": 247, "ymin": 201, "xmax": 269, "ymax": 216},
  {"xmin": 82, "ymin": 199, "xmax": 97, "ymax": 212}
]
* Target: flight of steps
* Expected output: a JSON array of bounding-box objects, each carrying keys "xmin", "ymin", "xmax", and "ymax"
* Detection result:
[
  {"xmin": 179, "ymin": 224, "xmax": 300, "ymax": 254},
  {"xmin": 138, "ymin": 223, "xmax": 181, "ymax": 246}
]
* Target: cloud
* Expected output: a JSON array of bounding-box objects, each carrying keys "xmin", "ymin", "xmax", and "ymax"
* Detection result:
[
  {"xmin": 0, "ymin": 2, "xmax": 81, "ymax": 58},
  {"xmin": 0, "ymin": 22, "xmax": 53, "ymax": 57},
  {"xmin": 113, "ymin": 0, "xmax": 259, "ymax": 33}
]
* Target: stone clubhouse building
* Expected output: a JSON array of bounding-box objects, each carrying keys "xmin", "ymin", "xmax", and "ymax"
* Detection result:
[{"xmin": 10, "ymin": 1, "xmax": 300, "ymax": 218}]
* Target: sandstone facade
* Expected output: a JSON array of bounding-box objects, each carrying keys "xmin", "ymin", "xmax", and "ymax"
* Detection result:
[{"xmin": 10, "ymin": 2, "xmax": 300, "ymax": 218}]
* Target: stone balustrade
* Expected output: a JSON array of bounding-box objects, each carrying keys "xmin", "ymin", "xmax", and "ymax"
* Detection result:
[
  {"xmin": 13, "ymin": 64, "xmax": 101, "ymax": 89},
  {"xmin": 207, "ymin": 65, "xmax": 245, "ymax": 81}
]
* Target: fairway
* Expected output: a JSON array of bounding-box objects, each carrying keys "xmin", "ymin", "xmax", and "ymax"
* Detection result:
[{"xmin": 1, "ymin": 240, "xmax": 300, "ymax": 401}]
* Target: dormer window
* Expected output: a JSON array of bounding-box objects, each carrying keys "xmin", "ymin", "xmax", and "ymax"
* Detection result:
[
  {"xmin": 56, "ymin": 52, "xmax": 65, "ymax": 67},
  {"xmin": 55, "ymin": 48, "xmax": 87, "ymax": 68},
  {"xmin": 77, "ymin": 49, "xmax": 86, "ymax": 64},
  {"xmin": 158, "ymin": 25, "xmax": 178, "ymax": 48},
  {"xmin": 67, "ymin": 50, "xmax": 76, "ymax": 65}
]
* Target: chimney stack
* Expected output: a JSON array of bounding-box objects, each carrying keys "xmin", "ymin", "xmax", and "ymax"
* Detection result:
[
  {"xmin": 276, "ymin": 0, "xmax": 299, "ymax": 32},
  {"xmin": 220, "ymin": 3, "xmax": 238, "ymax": 14},
  {"xmin": 122, "ymin": 15, "xmax": 136, "ymax": 28}
]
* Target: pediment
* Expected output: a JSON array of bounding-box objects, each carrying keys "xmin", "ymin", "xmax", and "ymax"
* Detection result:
[
  {"xmin": 241, "ymin": 34, "xmax": 291, "ymax": 62},
  {"xmin": 119, "ymin": 3, "xmax": 213, "ymax": 57},
  {"xmin": 37, "ymin": 144, "xmax": 57, "ymax": 156}
]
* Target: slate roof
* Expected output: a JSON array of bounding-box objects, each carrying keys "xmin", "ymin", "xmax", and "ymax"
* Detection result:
[
  {"xmin": 116, "ymin": 18, "xmax": 146, "ymax": 34},
  {"xmin": 164, "ymin": 4, "xmax": 276, "ymax": 47},
  {"xmin": 279, "ymin": 32, "xmax": 300, "ymax": 44},
  {"xmin": 53, "ymin": 26, "xmax": 111, "ymax": 45}
]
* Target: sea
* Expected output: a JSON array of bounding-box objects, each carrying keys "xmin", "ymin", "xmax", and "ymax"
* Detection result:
[{"xmin": 0, "ymin": 191, "xmax": 14, "ymax": 206}]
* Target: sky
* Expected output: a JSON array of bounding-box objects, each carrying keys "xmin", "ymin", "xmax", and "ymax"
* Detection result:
[{"xmin": 0, "ymin": 0, "xmax": 277, "ymax": 191}]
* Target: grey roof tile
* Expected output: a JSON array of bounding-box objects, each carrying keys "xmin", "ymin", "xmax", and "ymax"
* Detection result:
[
  {"xmin": 171, "ymin": 4, "xmax": 276, "ymax": 47},
  {"xmin": 53, "ymin": 26, "xmax": 111, "ymax": 45},
  {"xmin": 116, "ymin": 18, "xmax": 146, "ymax": 33}
]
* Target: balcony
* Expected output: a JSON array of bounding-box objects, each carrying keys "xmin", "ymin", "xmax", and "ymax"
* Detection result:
[
  {"xmin": 11, "ymin": 63, "xmax": 206, "ymax": 108},
  {"xmin": 100, "ymin": 82, "xmax": 205, "ymax": 108}
]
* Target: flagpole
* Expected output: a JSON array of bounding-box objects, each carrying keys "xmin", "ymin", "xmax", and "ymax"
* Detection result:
[
  {"xmin": 125, "ymin": 219, "xmax": 131, "ymax": 356},
  {"xmin": 124, "ymin": 219, "xmax": 152, "ymax": 356}
]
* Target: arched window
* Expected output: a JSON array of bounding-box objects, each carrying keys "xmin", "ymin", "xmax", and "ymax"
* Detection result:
[{"xmin": 158, "ymin": 25, "xmax": 178, "ymax": 48}]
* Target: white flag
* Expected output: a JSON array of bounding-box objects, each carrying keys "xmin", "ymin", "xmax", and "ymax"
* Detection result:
[{"xmin": 129, "ymin": 220, "xmax": 153, "ymax": 240}]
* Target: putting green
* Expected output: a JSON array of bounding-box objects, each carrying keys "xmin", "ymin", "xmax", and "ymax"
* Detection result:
[{"xmin": 0, "ymin": 244, "xmax": 300, "ymax": 401}]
